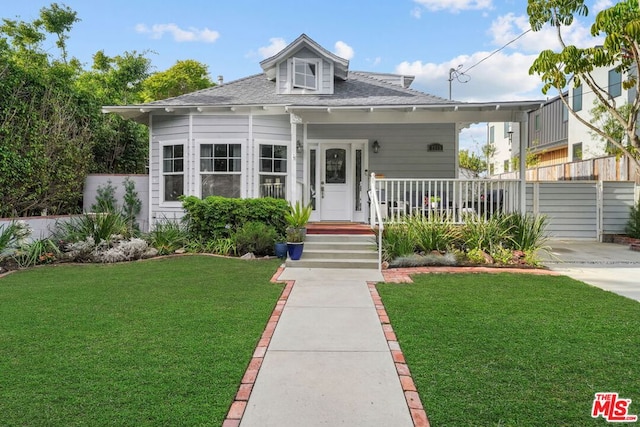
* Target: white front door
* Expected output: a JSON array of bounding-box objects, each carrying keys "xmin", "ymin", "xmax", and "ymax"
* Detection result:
[{"xmin": 320, "ymin": 145, "xmax": 350, "ymax": 220}]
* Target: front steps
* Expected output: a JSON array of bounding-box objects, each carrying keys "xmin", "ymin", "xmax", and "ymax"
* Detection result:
[{"xmin": 285, "ymin": 233, "xmax": 379, "ymax": 269}]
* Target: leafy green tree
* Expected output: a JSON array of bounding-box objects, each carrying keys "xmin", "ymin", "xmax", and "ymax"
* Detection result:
[
  {"xmin": 76, "ymin": 50, "xmax": 153, "ymax": 173},
  {"xmin": 589, "ymin": 102, "xmax": 637, "ymax": 158},
  {"xmin": 528, "ymin": 0, "xmax": 640, "ymax": 171},
  {"xmin": 459, "ymin": 149, "xmax": 486, "ymax": 175},
  {"xmin": 0, "ymin": 5, "xmax": 91, "ymax": 216},
  {"xmin": 140, "ymin": 59, "xmax": 214, "ymax": 102}
]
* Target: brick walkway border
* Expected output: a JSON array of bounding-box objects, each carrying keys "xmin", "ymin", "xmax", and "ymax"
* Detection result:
[
  {"xmin": 222, "ymin": 265, "xmax": 293, "ymax": 427},
  {"xmin": 223, "ymin": 265, "xmax": 560, "ymax": 426}
]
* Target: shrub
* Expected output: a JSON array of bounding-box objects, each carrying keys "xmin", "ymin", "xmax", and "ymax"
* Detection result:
[
  {"xmin": 235, "ymin": 222, "xmax": 278, "ymax": 256},
  {"xmin": 91, "ymin": 180, "xmax": 118, "ymax": 213},
  {"xmin": 182, "ymin": 196, "xmax": 289, "ymax": 242},
  {"xmin": 461, "ymin": 213, "xmax": 513, "ymax": 254},
  {"xmin": 12, "ymin": 238, "xmax": 60, "ymax": 268},
  {"xmin": 53, "ymin": 212, "xmax": 130, "ymax": 246},
  {"xmin": 0, "ymin": 220, "xmax": 31, "ymax": 255},
  {"xmin": 146, "ymin": 220, "xmax": 188, "ymax": 255},
  {"xmin": 505, "ymin": 213, "xmax": 549, "ymax": 252},
  {"xmin": 122, "ymin": 177, "xmax": 142, "ymax": 233},
  {"xmin": 625, "ymin": 198, "xmax": 640, "ymax": 239},
  {"xmin": 406, "ymin": 213, "xmax": 461, "ymax": 253},
  {"xmin": 381, "ymin": 223, "xmax": 416, "ymax": 262}
]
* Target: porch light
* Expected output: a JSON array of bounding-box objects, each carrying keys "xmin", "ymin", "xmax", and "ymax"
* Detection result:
[
  {"xmin": 507, "ymin": 125, "xmax": 514, "ymax": 151},
  {"xmin": 296, "ymin": 140, "xmax": 303, "ymax": 152},
  {"xmin": 372, "ymin": 140, "xmax": 380, "ymax": 153}
]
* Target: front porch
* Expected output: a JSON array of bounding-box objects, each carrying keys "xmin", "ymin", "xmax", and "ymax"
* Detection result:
[{"xmin": 370, "ymin": 177, "xmax": 522, "ymax": 223}]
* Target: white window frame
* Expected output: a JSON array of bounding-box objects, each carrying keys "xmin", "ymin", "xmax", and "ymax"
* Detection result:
[
  {"xmin": 291, "ymin": 57, "xmax": 321, "ymax": 91},
  {"xmin": 256, "ymin": 141, "xmax": 288, "ymax": 199},
  {"xmin": 159, "ymin": 141, "xmax": 185, "ymax": 207},
  {"xmin": 198, "ymin": 140, "xmax": 245, "ymax": 199}
]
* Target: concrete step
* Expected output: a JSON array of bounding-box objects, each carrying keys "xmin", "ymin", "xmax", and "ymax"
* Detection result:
[
  {"xmin": 285, "ymin": 234, "xmax": 380, "ymax": 270},
  {"xmin": 285, "ymin": 258, "xmax": 379, "ymax": 269}
]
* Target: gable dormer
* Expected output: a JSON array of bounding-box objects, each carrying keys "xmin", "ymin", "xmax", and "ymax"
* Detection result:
[{"xmin": 259, "ymin": 34, "xmax": 349, "ymax": 95}]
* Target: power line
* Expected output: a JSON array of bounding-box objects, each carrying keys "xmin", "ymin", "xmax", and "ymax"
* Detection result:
[{"xmin": 461, "ymin": 29, "xmax": 532, "ymax": 75}]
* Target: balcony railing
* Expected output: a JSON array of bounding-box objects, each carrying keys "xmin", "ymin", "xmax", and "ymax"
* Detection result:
[{"xmin": 371, "ymin": 178, "xmax": 521, "ymax": 223}]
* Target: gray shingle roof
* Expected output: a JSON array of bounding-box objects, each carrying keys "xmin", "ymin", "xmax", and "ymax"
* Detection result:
[{"xmin": 144, "ymin": 71, "xmax": 457, "ymax": 108}]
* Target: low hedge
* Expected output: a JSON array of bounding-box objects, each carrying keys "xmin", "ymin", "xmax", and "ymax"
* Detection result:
[{"xmin": 182, "ymin": 196, "xmax": 289, "ymax": 241}]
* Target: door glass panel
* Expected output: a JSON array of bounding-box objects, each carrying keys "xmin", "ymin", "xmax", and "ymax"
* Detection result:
[
  {"xmin": 355, "ymin": 149, "xmax": 362, "ymax": 211},
  {"xmin": 325, "ymin": 148, "xmax": 346, "ymax": 184},
  {"xmin": 310, "ymin": 149, "xmax": 317, "ymax": 210}
]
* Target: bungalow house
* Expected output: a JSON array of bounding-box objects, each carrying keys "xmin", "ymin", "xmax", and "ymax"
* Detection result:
[{"xmin": 104, "ymin": 34, "xmax": 543, "ymax": 227}]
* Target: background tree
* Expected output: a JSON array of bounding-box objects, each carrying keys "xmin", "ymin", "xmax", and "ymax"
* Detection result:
[
  {"xmin": 140, "ymin": 59, "xmax": 214, "ymax": 102},
  {"xmin": 528, "ymin": 0, "xmax": 640, "ymax": 171},
  {"xmin": 459, "ymin": 149, "xmax": 486, "ymax": 175},
  {"xmin": 589, "ymin": 102, "xmax": 637, "ymax": 158}
]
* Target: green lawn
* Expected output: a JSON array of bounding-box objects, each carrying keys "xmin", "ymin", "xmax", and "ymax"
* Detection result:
[
  {"xmin": 0, "ymin": 256, "xmax": 283, "ymax": 426},
  {"xmin": 377, "ymin": 273, "xmax": 640, "ymax": 427}
]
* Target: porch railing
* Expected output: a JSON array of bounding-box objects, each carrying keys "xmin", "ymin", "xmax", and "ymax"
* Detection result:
[
  {"xmin": 371, "ymin": 177, "xmax": 521, "ymax": 223},
  {"xmin": 368, "ymin": 173, "xmax": 384, "ymax": 271}
]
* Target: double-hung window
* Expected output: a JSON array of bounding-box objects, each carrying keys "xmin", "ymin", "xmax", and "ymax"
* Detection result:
[
  {"xmin": 259, "ymin": 144, "xmax": 287, "ymax": 199},
  {"xmin": 162, "ymin": 144, "xmax": 184, "ymax": 202},
  {"xmin": 293, "ymin": 58, "xmax": 318, "ymax": 90},
  {"xmin": 200, "ymin": 143, "xmax": 242, "ymax": 198},
  {"xmin": 608, "ymin": 69, "xmax": 622, "ymax": 98},
  {"xmin": 572, "ymin": 84, "xmax": 583, "ymax": 111}
]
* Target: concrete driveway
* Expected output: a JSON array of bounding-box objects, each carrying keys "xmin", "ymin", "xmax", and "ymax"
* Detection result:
[{"xmin": 540, "ymin": 240, "xmax": 640, "ymax": 302}]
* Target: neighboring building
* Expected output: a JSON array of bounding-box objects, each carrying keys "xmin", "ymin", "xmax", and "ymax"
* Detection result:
[
  {"xmin": 488, "ymin": 121, "xmax": 520, "ymax": 174},
  {"xmin": 104, "ymin": 34, "xmax": 543, "ymax": 226},
  {"xmin": 527, "ymin": 94, "xmax": 569, "ymax": 166},
  {"xmin": 568, "ymin": 65, "xmax": 631, "ymax": 161}
]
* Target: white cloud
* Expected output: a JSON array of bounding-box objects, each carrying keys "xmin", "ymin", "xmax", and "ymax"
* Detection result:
[
  {"xmin": 413, "ymin": 0, "xmax": 492, "ymax": 13},
  {"xmin": 334, "ymin": 41, "xmax": 354, "ymax": 60},
  {"xmin": 258, "ymin": 37, "xmax": 288, "ymax": 59},
  {"xmin": 411, "ymin": 7, "xmax": 423, "ymax": 18},
  {"xmin": 396, "ymin": 50, "xmax": 544, "ymax": 102},
  {"xmin": 135, "ymin": 23, "xmax": 219, "ymax": 43},
  {"xmin": 593, "ymin": 0, "xmax": 613, "ymax": 13},
  {"xmin": 487, "ymin": 13, "xmax": 603, "ymax": 54}
]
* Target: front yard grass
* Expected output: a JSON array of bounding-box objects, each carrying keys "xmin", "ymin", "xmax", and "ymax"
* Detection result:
[
  {"xmin": 377, "ymin": 273, "xmax": 640, "ymax": 426},
  {"xmin": 0, "ymin": 255, "xmax": 283, "ymax": 426}
]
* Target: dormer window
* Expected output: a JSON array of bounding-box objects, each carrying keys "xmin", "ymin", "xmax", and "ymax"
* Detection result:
[{"xmin": 293, "ymin": 58, "xmax": 319, "ymax": 90}]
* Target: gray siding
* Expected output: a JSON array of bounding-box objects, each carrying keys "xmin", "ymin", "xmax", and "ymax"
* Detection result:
[
  {"xmin": 535, "ymin": 182, "xmax": 597, "ymax": 239},
  {"xmin": 602, "ymin": 181, "xmax": 636, "ymax": 234},
  {"xmin": 308, "ymin": 123, "xmax": 456, "ymax": 178},
  {"xmin": 252, "ymin": 115, "xmax": 290, "ymax": 140},
  {"xmin": 528, "ymin": 96, "xmax": 568, "ymax": 149},
  {"xmin": 192, "ymin": 115, "xmax": 249, "ymax": 139}
]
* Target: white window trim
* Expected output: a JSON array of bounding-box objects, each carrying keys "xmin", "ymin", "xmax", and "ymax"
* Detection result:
[
  {"xmin": 159, "ymin": 140, "xmax": 186, "ymax": 208},
  {"xmin": 286, "ymin": 57, "xmax": 322, "ymax": 94},
  {"xmin": 197, "ymin": 139, "xmax": 246, "ymax": 199}
]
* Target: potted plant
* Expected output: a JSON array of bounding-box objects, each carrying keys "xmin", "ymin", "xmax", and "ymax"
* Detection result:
[
  {"xmin": 429, "ymin": 195, "xmax": 441, "ymax": 209},
  {"xmin": 285, "ymin": 227, "xmax": 305, "ymax": 260},
  {"xmin": 284, "ymin": 201, "xmax": 311, "ymax": 260},
  {"xmin": 274, "ymin": 233, "xmax": 288, "ymax": 259}
]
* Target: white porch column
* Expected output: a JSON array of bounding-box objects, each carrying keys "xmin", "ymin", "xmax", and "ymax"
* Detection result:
[
  {"xmin": 518, "ymin": 114, "xmax": 528, "ymax": 214},
  {"xmin": 290, "ymin": 113, "xmax": 302, "ymax": 203}
]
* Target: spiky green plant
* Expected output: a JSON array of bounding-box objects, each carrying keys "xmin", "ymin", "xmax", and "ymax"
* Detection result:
[
  {"xmin": 461, "ymin": 213, "xmax": 513, "ymax": 254},
  {"xmin": 381, "ymin": 223, "xmax": 416, "ymax": 262},
  {"xmin": 406, "ymin": 213, "xmax": 461, "ymax": 253},
  {"xmin": 53, "ymin": 212, "xmax": 130, "ymax": 245},
  {"xmin": 505, "ymin": 213, "xmax": 549, "ymax": 252},
  {"xmin": 146, "ymin": 220, "xmax": 188, "ymax": 255}
]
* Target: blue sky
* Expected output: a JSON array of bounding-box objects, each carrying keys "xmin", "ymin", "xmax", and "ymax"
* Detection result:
[{"xmin": 3, "ymin": 0, "xmax": 613, "ymax": 152}]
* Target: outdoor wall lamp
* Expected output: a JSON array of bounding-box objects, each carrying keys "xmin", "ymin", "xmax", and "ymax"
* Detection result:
[
  {"xmin": 296, "ymin": 140, "xmax": 302, "ymax": 152},
  {"xmin": 372, "ymin": 140, "xmax": 380, "ymax": 153}
]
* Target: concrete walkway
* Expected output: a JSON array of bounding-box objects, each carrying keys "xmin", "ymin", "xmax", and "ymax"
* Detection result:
[
  {"xmin": 540, "ymin": 240, "xmax": 640, "ymax": 302},
  {"xmin": 236, "ymin": 268, "xmax": 418, "ymax": 427}
]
